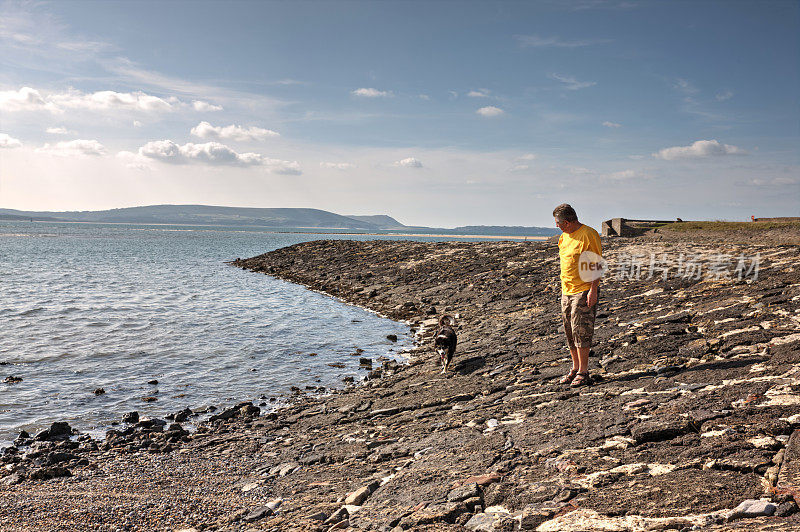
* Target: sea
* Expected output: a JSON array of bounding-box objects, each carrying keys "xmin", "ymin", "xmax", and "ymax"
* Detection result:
[{"xmin": 0, "ymin": 220, "xmax": 503, "ymax": 446}]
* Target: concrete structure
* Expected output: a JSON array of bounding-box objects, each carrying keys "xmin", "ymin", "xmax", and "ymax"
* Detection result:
[{"xmin": 601, "ymin": 218, "xmax": 680, "ymax": 237}]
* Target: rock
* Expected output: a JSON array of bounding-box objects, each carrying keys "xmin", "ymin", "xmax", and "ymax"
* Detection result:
[
  {"xmin": 461, "ymin": 472, "xmax": 501, "ymax": 487},
  {"xmin": 1, "ymin": 473, "xmax": 24, "ymax": 485},
  {"xmin": 122, "ymin": 411, "xmax": 139, "ymax": 424},
  {"xmin": 142, "ymin": 396, "xmax": 157, "ymax": 402},
  {"xmin": 173, "ymin": 408, "xmax": 193, "ymax": 423},
  {"xmin": 518, "ymin": 503, "xmax": 561, "ymax": 530},
  {"xmin": 324, "ymin": 506, "xmax": 349, "ymax": 524},
  {"xmin": 35, "ymin": 422, "xmax": 73, "ymax": 442},
  {"xmin": 359, "ymin": 357, "xmax": 373, "ymax": 367},
  {"xmin": 386, "ymin": 334, "xmax": 398, "ymax": 342},
  {"xmin": 448, "ymin": 483, "xmax": 480, "ymax": 502},
  {"xmin": 243, "ymin": 505, "xmax": 273, "ymax": 522},
  {"xmin": 775, "ymin": 501, "xmax": 798, "ymax": 517},
  {"xmin": 4, "ymin": 376, "xmax": 22, "ymax": 384},
  {"xmin": 370, "ymin": 407, "xmax": 400, "ymax": 417},
  {"xmin": 269, "ymin": 462, "xmax": 299, "ymax": 477},
  {"xmin": 93, "ymin": 388, "xmax": 105, "ymax": 395},
  {"xmin": 464, "ymin": 512, "xmax": 514, "ymax": 531},
  {"xmin": 729, "ymin": 499, "xmax": 777, "ymax": 519},
  {"xmin": 345, "ymin": 480, "xmax": 380, "ymax": 505},
  {"xmin": 147, "ymin": 379, "xmax": 159, "ymax": 385},
  {"xmin": 307, "ymin": 511, "xmax": 327, "ymax": 521},
  {"xmin": 28, "ymin": 466, "xmax": 71, "ymax": 480},
  {"xmin": 630, "ymin": 418, "xmax": 692, "ymax": 444}
]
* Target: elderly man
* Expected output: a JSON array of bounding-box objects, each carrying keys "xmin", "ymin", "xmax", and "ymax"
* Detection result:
[{"xmin": 553, "ymin": 203, "xmax": 602, "ymax": 387}]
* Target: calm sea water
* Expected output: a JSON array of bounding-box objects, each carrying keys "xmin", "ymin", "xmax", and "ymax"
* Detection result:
[{"xmin": 0, "ymin": 221, "xmax": 485, "ymax": 445}]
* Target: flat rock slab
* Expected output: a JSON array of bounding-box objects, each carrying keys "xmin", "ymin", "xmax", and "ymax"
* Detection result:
[{"xmin": 777, "ymin": 430, "xmax": 800, "ymax": 504}]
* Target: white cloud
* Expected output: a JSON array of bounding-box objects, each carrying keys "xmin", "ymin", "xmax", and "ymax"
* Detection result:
[
  {"xmin": 418, "ymin": 94, "xmax": 430, "ymax": 100},
  {"xmin": 653, "ymin": 139, "xmax": 746, "ymax": 160},
  {"xmin": 715, "ymin": 90, "xmax": 734, "ymax": 102},
  {"xmin": 351, "ymin": 88, "xmax": 392, "ymax": 98},
  {"xmin": 190, "ymin": 121, "xmax": 280, "ymax": 142},
  {"xmin": 136, "ymin": 139, "xmax": 301, "ymax": 173},
  {"xmin": 37, "ymin": 139, "xmax": 107, "ymax": 157},
  {"xmin": 133, "ymin": 120, "xmax": 143, "ymax": 128},
  {"xmin": 748, "ymin": 177, "xmax": 799, "ymax": 186},
  {"xmin": 515, "ymin": 34, "xmax": 612, "ymax": 48},
  {"xmin": 476, "ymin": 106, "xmax": 504, "ymax": 117},
  {"xmin": 116, "ymin": 150, "xmax": 152, "ymax": 171},
  {"xmin": 602, "ymin": 121, "xmax": 621, "ymax": 128},
  {"xmin": 673, "ymin": 78, "xmax": 698, "ymax": 94},
  {"xmin": 46, "ymin": 126, "xmax": 75, "ymax": 135},
  {"xmin": 549, "ymin": 73, "xmax": 596, "ymax": 90},
  {"xmin": 320, "ymin": 162, "xmax": 356, "ymax": 170},
  {"xmin": 0, "ymin": 86, "xmax": 177, "ymax": 113},
  {"xmin": 606, "ymin": 169, "xmax": 639, "ymax": 180},
  {"xmin": 192, "ymin": 100, "xmax": 223, "ymax": 112},
  {"xmin": 517, "ymin": 153, "xmax": 537, "ymax": 161},
  {"xmin": 0, "ymin": 87, "xmax": 48, "ymax": 111},
  {"xmin": 394, "ymin": 157, "xmax": 423, "ymax": 168},
  {"xmin": 467, "ymin": 89, "xmax": 491, "ymax": 98},
  {"xmin": 509, "ymin": 164, "xmax": 530, "ymax": 173},
  {"xmin": 0, "ymin": 133, "xmax": 22, "ymax": 148}
]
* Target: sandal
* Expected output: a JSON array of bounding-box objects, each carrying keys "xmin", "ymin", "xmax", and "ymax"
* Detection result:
[
  {"xmin": 559, "ymin": 369, "xmax": 578, "ymax": 384},
  {"xmin": 570, "ymin": 372, "xmax": 591, "ymax": 387}
]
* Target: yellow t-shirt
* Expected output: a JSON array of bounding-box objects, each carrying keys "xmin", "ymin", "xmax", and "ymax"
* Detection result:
[{"xmin": 558, "ymin": 224, "xmax": 602, "ymax": 295}]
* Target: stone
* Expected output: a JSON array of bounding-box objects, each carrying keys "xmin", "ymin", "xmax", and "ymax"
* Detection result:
[
  {"xmin": 386, "ymin": 334, "xmax": 398, "ymax": 342},
  {"xmin": 345, "ymin": 480, "xmax": 379, "ymax": 505},
  {"xmin": 243, "ymin": 505, "xmax": 273, "ymax": 522},
  {"xmin": 729, "ymin": 499, "xmax": 777, "ymax": 519},
  {"xmin": 448, "ymin": 483, "xmax": 480, "ymax": 502},
  {"xmin": 461, "ymin": 472, "xmax": 501, "ymax": 487},
  {"xmin": 35, "ymin": 422, "xmax": 73, "ymax": 442},
  {"xmin": 28, "ymin": 466, "xmax": 71, "ymax": 480},
  {"xmin": 775, "ymin": 501, "xmax": 798, "ymax": 517},
  {"xmin": 122, "ymin": 411, "xmax": 139, "ymax": 424},
  {"xmin": 464, "ymin": 512, "xmax": 514, "ymax": 531},
  {"xmin": 4, "ymin": 376, "xmax": 22, "ymax": 384},
  {"xmin": 630, "ymin": 419, "xmax": 691, "ymax": 444},
  {"xmin": 93, "ymin": 388, "xmax": 105, "ymax": 395},
  {"xmin": 1, "ymin": 473, "xmax": 24, "ymax": 485}
]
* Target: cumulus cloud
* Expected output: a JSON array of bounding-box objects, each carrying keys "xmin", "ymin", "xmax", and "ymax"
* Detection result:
[
  {"xmin": 515, "ymin": 34, "xmax": 612, "ymax": 48},
  {"xmin": 0, "ymin": 87, "xmax": 48, "ymax": 111},
  {"xmin": 192, "ymin": 100, "xmax": 223, "ymax": 112},
  {"xmin": 602, "ymin": 121, "xmax": 621, "ymax": 128},
  {"xmin": 393, "ymin": 157, "xmax": 423, "ymax": 168},
  {"xmin": 37, "ymin": 139, "xmax": 107, "ymax": 157},
  {"xmin": 136, "ymin": 139, "xmax": 301, "ymax": 173},
  {"xmin": 476, "ymin": 106, "xmax": 504, "ymax": 117},
  {"xmin": 116, "ymin": 150, "xmax": 152, "ymax": 170},
  {"xmin": 351, "ymin": 88, "xmax": 392, "ymax": 98},
  {"xmin": 0, "ymin": 86, "xmax": 177, "ymax": 113},
  {"xmin": 46, "ymin": 126, "xmax": 75, "ymax": 135},
  {"xmin": 0, "ymin": 133, "xmax": 22, "ymax": 148},
  {"xmin": 467, "ymin": 89, "xmax": 491, "ymax": 98},
  {"xmin": 190, "ymin": 121, "xmax": 280, "ymax": 142},
  {"xmin": 549, "ymin": 73, "xmax": 596, "ymax": 90},
  {"xmin": 653, "ymin": 140, "xmax": 745, "ymax": 160},
  {"xmin": 320, "ymin": 162, "xmax": 356, "ymax": 170}
]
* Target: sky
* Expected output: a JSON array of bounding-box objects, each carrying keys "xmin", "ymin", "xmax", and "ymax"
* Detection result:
[{"xmin": 0, "ymin": 0, "xmax": 798, "ymax": 229}]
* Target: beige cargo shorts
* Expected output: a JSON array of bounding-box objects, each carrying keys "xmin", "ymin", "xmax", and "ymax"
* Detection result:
[{"xmin": 561, "ymin": 290, "xmax": 597, "ymax": 349}]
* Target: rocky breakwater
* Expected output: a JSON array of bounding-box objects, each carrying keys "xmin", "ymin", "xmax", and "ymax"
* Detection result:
[
  {"xmin": 227, "ymin": 239, "xmax": 800, "ymax": 531},
  {"xmin": 1, "ymin": 237, "xmax": 799, "ymax": 531}
]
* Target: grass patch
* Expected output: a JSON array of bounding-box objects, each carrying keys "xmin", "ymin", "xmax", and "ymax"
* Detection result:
[{"xmin": 667, "ymin": 221, "xmax": 800, "ymax": 232}]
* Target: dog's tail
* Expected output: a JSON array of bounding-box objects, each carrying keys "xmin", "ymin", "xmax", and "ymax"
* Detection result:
[{"xmin": 439, "ymin": 314, "xmax": 456, "ymax": 328}]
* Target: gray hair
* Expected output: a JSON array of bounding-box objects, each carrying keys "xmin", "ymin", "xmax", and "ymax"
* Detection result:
[{"xmin": 552, "ymin": 203, "xmax": 578, "ymax": 222}]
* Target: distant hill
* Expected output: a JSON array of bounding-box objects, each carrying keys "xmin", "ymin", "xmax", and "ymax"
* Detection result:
[
  {"xmin": 0, "ymin": 205, "xmax": 559, "ymax": 236},
  {"xmin": 450, "ymin": 225, "xmax": 559, "ymax": 236},
  {"xmin": 344, "ymin": 215, "xmax": 406, "ymax": 229},
  {"xmin": 0, "ymin": 205, "xmax": 381, "ymax": 230}
]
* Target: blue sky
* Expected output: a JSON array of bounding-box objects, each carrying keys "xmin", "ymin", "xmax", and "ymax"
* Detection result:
[{"xmin": 0, "ymin": 0, "xmax": 797, "ymax": 228}]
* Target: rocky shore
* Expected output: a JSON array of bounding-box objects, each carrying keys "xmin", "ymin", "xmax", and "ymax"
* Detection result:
[{"xmin": 2, "ymin": 236, "xmax": 799, "ymax": 531}]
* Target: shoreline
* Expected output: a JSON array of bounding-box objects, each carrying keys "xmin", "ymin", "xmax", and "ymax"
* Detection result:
[{"xmin": 2, "ymin": 237, "xmax": 799, "ymax": 530}]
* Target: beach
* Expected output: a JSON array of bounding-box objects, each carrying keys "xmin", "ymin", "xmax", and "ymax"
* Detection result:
[{"xmin": 2, "ymin": 234, "xmax": 799, "ymax": 531}]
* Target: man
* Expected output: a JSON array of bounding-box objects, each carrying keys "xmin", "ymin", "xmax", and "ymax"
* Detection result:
[{"xmin": 553, "ymin": 203, "xmax": 602, "ymax": 387}]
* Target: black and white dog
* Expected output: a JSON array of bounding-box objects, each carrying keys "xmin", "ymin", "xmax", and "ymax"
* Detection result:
[{"xmin": 434, "ymin": 315, "xmax": 457, "ymax": 374}]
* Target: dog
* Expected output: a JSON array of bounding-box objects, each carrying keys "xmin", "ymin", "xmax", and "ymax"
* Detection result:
[{"xmin": 434, "ymin": 315, "xmax": 457, "ymax": 374}]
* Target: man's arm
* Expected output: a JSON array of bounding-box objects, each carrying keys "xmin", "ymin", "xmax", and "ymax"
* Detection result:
[{"xmin": 587, "ymin": 277, "xmax": 600, "ymax": 308}]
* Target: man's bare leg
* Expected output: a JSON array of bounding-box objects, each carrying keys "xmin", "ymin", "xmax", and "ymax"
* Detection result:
[
  {"xmin": 577, "ymin": 347, "xmax": 590, "ymax": 373},
  {"xmin": 569, "ymin": 347, "xmax": 580, "ymax": 371}
]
